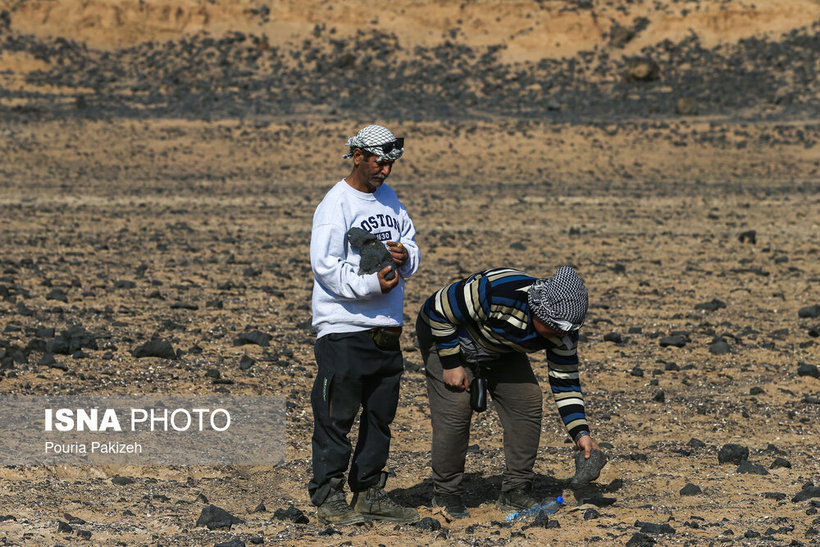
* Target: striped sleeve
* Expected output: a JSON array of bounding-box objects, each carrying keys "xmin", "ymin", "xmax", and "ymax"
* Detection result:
[
  {"xmin": 546, "ymin": 337, "xmax": 589, "ymax": 440},
  {"xmin": 420, "ymin": 274, "xmax": 490, "ymax": 369}
]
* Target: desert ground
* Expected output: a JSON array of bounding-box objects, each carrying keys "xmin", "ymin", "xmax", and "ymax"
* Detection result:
[{"xmin": 0, "ymin": 0, "xmax": 819, "ymax": 545}]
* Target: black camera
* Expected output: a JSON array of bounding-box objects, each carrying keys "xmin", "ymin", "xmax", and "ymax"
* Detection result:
[{"xmin": 470, "ymin": 376, "xmax": 487, "ymax": 412}]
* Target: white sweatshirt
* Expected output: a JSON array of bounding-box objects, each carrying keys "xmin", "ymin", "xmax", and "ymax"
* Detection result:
[{"xmin": 310, "ymin": 179, "xmax": 420, "ymax": 338}]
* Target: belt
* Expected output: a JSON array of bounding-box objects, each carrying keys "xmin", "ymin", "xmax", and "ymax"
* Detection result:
[{"xmin": 368, "ymin": 326, "xmax": 403, "ymax": 335}]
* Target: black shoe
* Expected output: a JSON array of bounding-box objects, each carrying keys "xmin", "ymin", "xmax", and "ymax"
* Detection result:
[
  {"xmin": 432, "ymin": 494, "xmax": 470, "ymax": 519},
  {"xmin": 351, "ymin": 474, "xmax": 419, "ymax": 523},
  {"xmin": 497, "ymin": 485, "xmax": 539, "ymax": 511}
]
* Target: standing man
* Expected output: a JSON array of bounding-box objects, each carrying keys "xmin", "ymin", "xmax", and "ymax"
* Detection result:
[
  {"xmin": 308, "ymin": 125, "xmax": 420, "ymax": 525},
  {"xmin": 416, "ymin": 266, "xmax": 600, "ymax": 518}
]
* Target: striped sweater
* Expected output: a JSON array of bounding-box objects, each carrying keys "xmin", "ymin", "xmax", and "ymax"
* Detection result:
[{"xmin": 419, "ymin": 268, "xmax": 589, "ymax": 440}]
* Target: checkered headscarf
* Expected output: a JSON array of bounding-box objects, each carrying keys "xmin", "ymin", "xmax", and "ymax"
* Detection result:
[
  {"xmin": 528, "ymin": 266, "xmax": 588, "ymax": 332},
  {"xmin": 342, "ymin": 124, "xmax": 404, "ymax": 162}
]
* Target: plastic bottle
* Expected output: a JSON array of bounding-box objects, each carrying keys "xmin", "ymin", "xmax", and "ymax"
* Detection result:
[{"xmin": 505, "ymin": 496, "xmax": 564, "ymax": 521}]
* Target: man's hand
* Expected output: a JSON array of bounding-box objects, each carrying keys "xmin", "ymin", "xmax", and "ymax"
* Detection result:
[
  {"xmin": 377, "ymin": 264, "xmax": 400, "ymax": 293},
  {"xmin": 576, "ymin": 434, "xmax": 600, "ymax": 459},
  {"xmin": 443, "ymin": 366, "xmax": 470, "ymax": 392},
  {"xmin": 386, "ymin": 241, "xmax": 407, "ymax": 267}
]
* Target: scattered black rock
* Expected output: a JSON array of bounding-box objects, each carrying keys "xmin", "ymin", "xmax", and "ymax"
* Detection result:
[
  {"xmin": 738, "ymin": 230, "xmax": 757, "ymax": 244},
  {"xmin": 347, "ymin": 227, "xmax": 396, "ymax": 280},
  {"xmin": 195, "ymin": 504, "xmax": 244, "ymax": 530},
  {"xmin": 46, "ymin": 288, "xmax": 68, "ymax": 302},
  {"xmin": 709, "ymin": 337, "xmax": 731, "ymax": 355},
  {"xmin": 0, "ymin": 515, "xmax": 16, "ymax": 522},
  {"xmin": 750, "ymin": 386, "xmax": 765, "ymax": 395},
  {"xmin": 273, "ymin": 504, "xmax": 309, "ymax": 524},
  {"xmin": 603, "ymin": 332, "xmax": 623, "ymax": 343},
  {"xmin": 625, "ymin": 531, "xmax": 656, "ymax": 546},
  {"xmin": 233, "ymin": 330, "xmax": 272, "ymax": 347},
  {"xmin": 584, "ymin": 508, "xmax": 601, "ymax": 520},
  {"xmin": 132, "ymin": 339, "xmax": 177, "ymax": 360},
  {"xmin": 737, "ymin": 461, "xmax": 769, "ymax": 475},
  {"xmin": 687, "ymin": 438, "xmax": 706, "ymax": 449},
  {"xmin": 797, "ymin": 363, "xmax": 819, "ymax": 379},
  {"xmin": 77, "ymin": 530, "xmax": 92, "ymax": 540},
  {"xmin": 214, "ymin": 539, "xmax": 246, "ymax": 547},
  {"xmin": 770, "ymin": 457, "xmax": 792, "ymax": 469},
  {"xmin": 680, "ymin": 483, "xmax": 702, "ymax": 496},
  {"xmin": 251, "ymin": 502, "xmax": 265, "ymax": 513},
  {"xmin": 659, "ymin": 334, "xmax": 688, "ymax": 348},
  {"xmin": 571, "ymin": 449, "xmax": 607, "ymax": 489},
  {"xmin": 111, "ymin": 476, "xmax": 134, "ymax": 485},
  {"xmin": 57, "ymin": 520, "xmax": 73, "ymax": 533},
  {"xmin": 695, "ymin": 299, "xmax": 726, "ymax": 312},
  {"xmin": 718, "ymin": 443, "xmax": 749, "ymax": 464},
  {"xmin": 797, "ymin": 305, "xmax": 820, "ymax": 318},
  {"xmin": 636, "ymin": 521, "xmax": 676, "ymax": 534},
  {"xmin": 763, "ymin": 492, "xmax": 787, "ymax": 500},
  {"xmin": 581, "ymin": 497, "xmax": 616, "ymax": 507},
  {"xmin": 652, "ymin": 390, "xmax": 665, "ymax": 403},
  {"xmin": 239, "ymin": 355, "xmax": 256, "ymax": 371},
  {"xmin": 415, "ymin": 517, "xmax": 442, "ymax": 531},
  {"xmin": 792, "ymin": 484, "xmax": 820, "ymax": 503},
  {"xmin": 46, "ymin": 326, "xmax": 98, "ymax": 355}
]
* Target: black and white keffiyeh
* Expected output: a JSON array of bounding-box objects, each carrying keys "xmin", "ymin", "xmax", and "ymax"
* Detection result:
[
  {"xmin": 528, "ymin": 266, "xmax": 589, "ymax": 332},
  {"xmin": 342, "ymin": 124, "xmax": 404, "ymax": 162}
]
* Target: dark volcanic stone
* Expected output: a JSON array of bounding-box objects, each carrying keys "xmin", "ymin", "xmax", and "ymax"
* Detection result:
[
  {"xmin": 718, "ymin": 443, "xmax": 749, "ymax": 464},
  {"xmin": 347, "ymin": 227, "xmax": 396, "ymax": 280},
  {"xmin": 132, "ymin": 339, "xmax": 177, "ymax": 360},
  {"xmin": 680, "ymin": 483, "xmax": 702, "ymax": 496},
  {"xmin": 659, "ymin": 334, "xmax": 688, "ymax": 348},
  {"xmin": 750, "ymin": 386, "xmax": 765, "ymax": 395},
  {"xmin": 625, "ymin": 531, "xmax": 656, "ymax": 546},
  {"xmin": 652, "ymin": 390, "xmax": 665, "ymax": 403},
  {"xmin": 687, "ymin": 438, "xmax": 706, "ymax": 449},
  {"xmin": 792, "ymin": 485, "xmax": 820, "ymax": 503},
  {"xmin": 738, "ymin": 230, "xmax": 757, "ymax": 244},
  {"xmin": 584, "ymin": 508, "xmax": 601, "ymax": 519},
  {"xmin": 273, "ymin": 504, "xmax": 308, "ymax": 524},
  {"xmin": 636, "ymin": 521, "xmax": 676, "ymax": 534},
  {"xmin": 603, "ymin": 332, "xmax": 623, "ymax": 343},
  {"xmin": 214, "ymin": 539, "xmax": 246, "ymax": 547},
  {"xmin": 709, "ymin": 337, "xmax": 731, "ymax": 355},
  {"xmin": 46, "ymin": 288, "xmax": 68, "ymax": 302},
  {"xmin": 797, "ymin": 305, "xmax": 820, "ymax": 318},
  {"xmin": 694, "ymin": 299, "xmax": 726, "ymax": 311},
  {"xmin": 737, "ymin": 461, "xmax": 769, "ymax": 475},
  {"xmin": 239, "ymin": 355, "xmax": 255, "ymax": 371},
  {"xmin": 763, "ymin": 492, "xmax": 787, "ymax": 500},
  {"xmin": 195, "ymin": 504, "xmax": 244, "ymax": 530},
  {"xmin": 770, "ymin": 457, "xmax": 792, "ymax": 469},
  {"xmin": 415, "ymin": 517, "xmax": 442, "ymax": 531},
  {"xmin": 571, "ymin": 449, "xmax": 607, "ymax": 489},
  {"xmin": 797, "ymin": 363, "xmax": 819, "ymax": 378},
  {"xmin": 233, "ymin": 330, "xmax": 272, "ymax": 347},
  {"xmin": 111, "ymin": 476, "xmax": 134, "ymax": 485}
]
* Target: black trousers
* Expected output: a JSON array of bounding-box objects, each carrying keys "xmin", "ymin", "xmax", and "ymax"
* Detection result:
[
  {"xmin": 308, "ymin": 330, "xmax": 404, "ymax": 505},
  {"xmin": 416, "ymin": 314, "xmax": 543, "ymax": 497}
]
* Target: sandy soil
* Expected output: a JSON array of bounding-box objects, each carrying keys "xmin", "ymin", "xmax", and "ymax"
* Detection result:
[{"xmin": 0, "ymin": 1, "xmax": 819, "ymax": 546}]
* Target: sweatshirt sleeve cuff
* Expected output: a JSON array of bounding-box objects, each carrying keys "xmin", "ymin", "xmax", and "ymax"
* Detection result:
[{"xmin": 440, "ymin": 354, "xmax": 462, "ymax": 370}]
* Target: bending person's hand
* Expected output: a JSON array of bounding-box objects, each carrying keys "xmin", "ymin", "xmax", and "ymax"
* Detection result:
[{"xmin": 576, "ymin": 434, "xmax": 600, "ymax": 459}]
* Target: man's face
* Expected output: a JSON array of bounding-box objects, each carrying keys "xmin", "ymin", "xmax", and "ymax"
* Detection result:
[
  {"xmin": 360, "ymin": 152, "xmax": 394, "ymax": 192},
  {"xmin": 533, "ymin": 315, "xmax": 566, "ymax": 339}
]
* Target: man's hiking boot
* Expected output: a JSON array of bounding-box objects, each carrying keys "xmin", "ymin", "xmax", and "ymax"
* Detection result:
[
  {"xmin": 315, "ymin": 478, "xmax": 366, "ymax": 525},
  {"xmin": 351, "ymin": 473, "xmax": 419, "ymax": 523},
  {"xmin": 432, "ymin": 494, "xmax": 470, "ymax": 519},
  {"xmin": 496, "ymin": 484, "xmax": 539, "ymax": 511}
]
